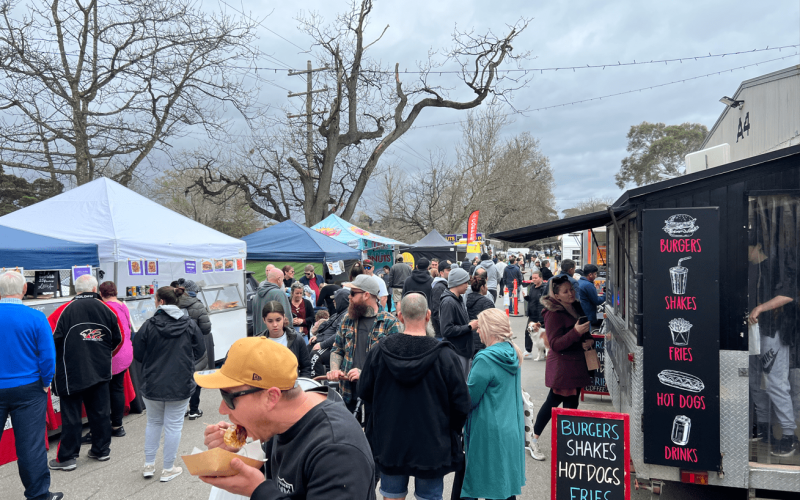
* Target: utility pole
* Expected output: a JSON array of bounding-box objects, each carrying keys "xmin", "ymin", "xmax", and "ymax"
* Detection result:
[{"xmin": 288, "ymin": 61, "xmax": 329, "ymax": 173}]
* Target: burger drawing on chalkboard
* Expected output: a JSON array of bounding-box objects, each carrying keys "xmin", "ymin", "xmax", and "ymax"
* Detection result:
[{"xmin": 662, "ymin": 214, "xmax": 699, "ymax": 238}]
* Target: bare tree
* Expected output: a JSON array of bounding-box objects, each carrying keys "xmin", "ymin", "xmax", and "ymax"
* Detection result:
[
  {"xmin": 0, "ymin": 0, "xmax": 259, "ymax": 186},
  {"xmin": 561, "ymin": 197, "xmax": 616, "ymax": 218},
  {"xmin": 376, "ymin": 105, "xmax": 557, "ymax": 242},
  {"xmin": 193, "ymin": 0, "xmax": 530, "ymax": 226}
]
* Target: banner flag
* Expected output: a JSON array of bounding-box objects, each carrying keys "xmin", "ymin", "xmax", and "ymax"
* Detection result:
[{"xmin": 467, "ymin": 210, "xmax": 480, "ymax": 244}]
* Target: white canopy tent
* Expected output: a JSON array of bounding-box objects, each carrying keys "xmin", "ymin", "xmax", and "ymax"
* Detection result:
[{"xmin": 0, "ymin": 177, "xmax": 247, "ymax": 292}]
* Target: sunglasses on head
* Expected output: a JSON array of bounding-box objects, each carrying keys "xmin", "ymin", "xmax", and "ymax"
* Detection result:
[
  {"xmin": 219, "ymin": 387, "xmax": 264, "ymax": 410},
  {"xmin": 552, "ymin": 275, "xmax": 571, "ymax": 284}
]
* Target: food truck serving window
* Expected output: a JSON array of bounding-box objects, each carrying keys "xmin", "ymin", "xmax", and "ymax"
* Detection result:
[{"xmin": 747, "ymin": 194, "xmax": 800, "ymax": 467}]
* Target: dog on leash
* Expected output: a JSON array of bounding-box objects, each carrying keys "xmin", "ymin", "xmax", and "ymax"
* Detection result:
[{"xmin": 527, "ymin": 322, "xmax": 549, "ymax": 361}]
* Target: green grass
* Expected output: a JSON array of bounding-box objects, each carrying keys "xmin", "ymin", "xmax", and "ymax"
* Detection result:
[{"xmin": 246, "ymin": 261, "xmax": 324, "ymax": 283}]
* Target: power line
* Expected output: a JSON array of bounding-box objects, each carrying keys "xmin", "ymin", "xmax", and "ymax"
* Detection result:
[
  {"xmin": 217, "ymin": 0, "xmax": 309, "ymax": 55},
  {"xmin": 411, "ymin": 52, "xmax": 799, "ymax": 130},
  {"xmin": 18, "ymin": 42, "xmax": 800, "ymax": 76}
]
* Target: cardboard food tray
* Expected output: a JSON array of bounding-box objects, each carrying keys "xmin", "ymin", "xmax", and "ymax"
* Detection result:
[{"xmin": 182, "ymin": 447, "xmax": 265, "ymax": 477}]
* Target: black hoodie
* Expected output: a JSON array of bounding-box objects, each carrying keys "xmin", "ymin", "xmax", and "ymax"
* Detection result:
[
  {"xmin": 317, "ymin": 288, "xmax": 350, "ymax": 350},
  {"xmin": 133, "ymin": 307, "xmax": 205, "ymax": 401},
  {"xmin": 358, "ymin": 334, "xmax": 470, "ymax": 478},
  {"xmin": 402, "ymin": 269, "xmax": 434, "ymax": 307}
]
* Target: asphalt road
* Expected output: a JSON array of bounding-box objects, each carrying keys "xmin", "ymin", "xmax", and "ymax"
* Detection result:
[{"xmin": 1, "ymin": 282, "xmax": 744, "ymax": 499}]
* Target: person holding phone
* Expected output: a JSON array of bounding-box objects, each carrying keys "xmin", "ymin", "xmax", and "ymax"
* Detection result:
[{"xmin": 529, "ymin": 274, "xmax": 594, "ymax": 461}]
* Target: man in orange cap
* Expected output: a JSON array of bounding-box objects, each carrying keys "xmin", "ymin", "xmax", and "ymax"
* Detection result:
[{"xmin": 195, "ymin": 336, "xmax": 376, "ymax": 499}]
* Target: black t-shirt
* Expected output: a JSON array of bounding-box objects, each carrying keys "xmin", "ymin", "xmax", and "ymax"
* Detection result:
[
  {"xmin": 352, "ymin": 316, "xmax": 375, "ymax": 370},
  {"xmin": 252, "ymin": 387, "xmax": 375, "ymax": 500}
]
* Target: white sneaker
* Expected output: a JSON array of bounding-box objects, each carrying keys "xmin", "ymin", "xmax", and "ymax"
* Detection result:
[
  {"xmin": 530, "ymin": 441, "xmax": 546, "ymax": 461},
  {"xmin": 143, "ymin": 464, "xmax": 156, "ymax": 478},
  {"xmin": 160, "ymin": 466, "xmax": 182, "ymax": 482},
  {"xmin": 523, "ymin": 351, "xmax": 532, "ymax": 359}
]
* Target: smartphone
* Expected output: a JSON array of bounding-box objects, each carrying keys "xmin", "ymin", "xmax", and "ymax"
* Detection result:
[{"xmin": 577, "ymin": 316, "xmax": 588, "ymax": 325}]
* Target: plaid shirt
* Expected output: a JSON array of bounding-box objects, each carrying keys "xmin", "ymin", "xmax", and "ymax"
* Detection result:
[{"xmin": 331, "ymin": 309, "xmax": 400, "ymax": 403}]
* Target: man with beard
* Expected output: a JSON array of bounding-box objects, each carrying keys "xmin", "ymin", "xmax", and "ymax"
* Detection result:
[{"xmin": 327, "ymin": 275, "xmax": 400, "ymax": 420}]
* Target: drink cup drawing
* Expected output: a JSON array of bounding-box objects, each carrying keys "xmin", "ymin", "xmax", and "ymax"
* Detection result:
[
  {"xmin": 668, "ymin": 318, "xmax": 692, "ymax": 346},
  {"xmin": 669, "ymin": 257, "xmax": 692, "ymax": 295},
  {"xmin": 671, "ymin": 415, "xmax": 691, "ymax": 446}
]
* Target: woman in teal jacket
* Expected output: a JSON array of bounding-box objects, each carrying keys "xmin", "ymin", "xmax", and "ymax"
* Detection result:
[{"xmin": 462, "ymin": 308, "xmax": 526, "ymax": 500}]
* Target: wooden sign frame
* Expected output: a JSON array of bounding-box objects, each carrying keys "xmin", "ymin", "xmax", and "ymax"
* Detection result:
[{"xmin": 551, "ymin": 408, "xmax": 630, "ymax": 500}]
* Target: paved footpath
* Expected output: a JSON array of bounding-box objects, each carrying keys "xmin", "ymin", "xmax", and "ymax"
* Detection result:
[{"xmin": 2, "ymin": 284, "xmax": 734, "ymax": 499}]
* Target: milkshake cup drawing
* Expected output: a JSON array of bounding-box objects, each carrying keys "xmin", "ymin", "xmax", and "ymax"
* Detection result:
[
  {"xmin": 669, "ymin": 257, "xmax": 692, "ymax": 295},
  {"xmin": 671, "ymin": 415, "xmax": 692, "ymax": 446},
  {"xmin": 668, "ymin": 318, "xmax": 692, "ymax": 346}
]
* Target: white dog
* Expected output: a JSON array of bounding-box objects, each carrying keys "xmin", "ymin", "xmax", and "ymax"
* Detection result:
[{"xmin": 527, "ymin": 322, "xmax": 549, "ymax": 361}]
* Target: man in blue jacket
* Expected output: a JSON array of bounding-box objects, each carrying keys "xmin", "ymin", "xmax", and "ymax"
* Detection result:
[
  {"xmin": 577, "ymin": 264, "xmax": 605, "ymax": 326},
  {"xmin": 0, "ymin": 271, "xmax": 63, "ymax": 500}
]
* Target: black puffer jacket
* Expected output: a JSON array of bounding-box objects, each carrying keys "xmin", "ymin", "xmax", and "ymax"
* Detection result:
[
  {"xmin": 466, "ymin": 292, "xmax": 494, "ymax": 354},
  {"xmin": 257, "ymin": 326, "xmax": 313, "ymax": 378},
  {"xmin": 402, "ymin": 269, "xmax": 434, "ymax": 307},
  {"xmin": 177, "ymin": 293, "xmax": 211, "ymax": 336},
  {"xmin": 317, "ymin": 289, "xmax": 350, "ymax": 349},
  {"xmin": 525, "ymin": 283, "xmax": 545, "ymax": 323},
  {"xmin": 133, "ymin": 307, "xmax": 205, "ymax": 401}
]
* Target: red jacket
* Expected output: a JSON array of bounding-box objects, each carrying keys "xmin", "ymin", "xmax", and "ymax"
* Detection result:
[
  {"xmin": 541, "ymin": 297, "xmax": 590, "ymax": 390},
  {"xmin": 48, "ymin": 293, "xmax": 123, "ymax": 395}
]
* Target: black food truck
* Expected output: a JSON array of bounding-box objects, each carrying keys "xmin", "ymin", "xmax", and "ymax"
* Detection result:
[{"xmin": 491, "ymin": 144, "xmax": 800, "ymax": 496}]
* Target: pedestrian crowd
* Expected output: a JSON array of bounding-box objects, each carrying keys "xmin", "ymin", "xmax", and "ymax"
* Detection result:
[{"xmin": 0, "ymin": 250, "xmax": 607, "ymax": 500}]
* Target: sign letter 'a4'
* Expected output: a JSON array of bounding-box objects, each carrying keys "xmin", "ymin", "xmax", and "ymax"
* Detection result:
[{"xmin": 642, "ymin": 208, "xmax": 720, "ymax": 471}]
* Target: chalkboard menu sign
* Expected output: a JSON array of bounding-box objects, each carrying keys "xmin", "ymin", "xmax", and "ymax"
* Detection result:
[
  {"xmin": 34, "ymin": 271, "xmax": 60, "ymax": 295},
  {"xmin": 642, "ymin": 208, "xmax": 720, "ymax": 471},
  {"xmin": 551, "ymin": 408, "xmax": 630, "ymax": 500},
  {"xmin": 584, "ymin": 334, "xmax": 609, "ymax": 395}
]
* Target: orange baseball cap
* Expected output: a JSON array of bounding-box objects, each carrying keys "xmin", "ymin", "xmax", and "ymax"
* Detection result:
[{"xmin": 194, "ymin": 336, "xmax": 298, "ymax": 390}]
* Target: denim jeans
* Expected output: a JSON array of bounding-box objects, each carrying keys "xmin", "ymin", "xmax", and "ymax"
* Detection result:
[
  {"xmin": 143, "ymin": 398, "xmax": 189, "ymax": 469},
  {"xmin": 0, "ymin": 381, "xmax": 51, "ymax": 500},
  {"xmin": 379, "ymin": 473, "xmax": 444, "ymax": 500}
]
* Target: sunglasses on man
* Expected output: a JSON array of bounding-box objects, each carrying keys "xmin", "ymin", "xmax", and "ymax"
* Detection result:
[
  {"xmin": 219, "ymin": 387, "xmax": 264, "ymax": 410},
  {"xmin": 364, "ymin": 265, "xmax": 373, "ymax": 270}
]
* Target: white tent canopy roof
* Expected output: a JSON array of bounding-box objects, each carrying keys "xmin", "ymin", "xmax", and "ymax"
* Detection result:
[{"xmin": 0, "ymin": 177, "xmax": 245, "ymax": 262}]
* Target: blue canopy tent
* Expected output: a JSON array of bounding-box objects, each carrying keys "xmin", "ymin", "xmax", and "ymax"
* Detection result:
[
  {"xmin": 0, "ymin": 225, "xmax": 100, "ymax": 269},
  {"xmin": 242, "ymin": 220, "xmax": 361, "ymax": 262}
]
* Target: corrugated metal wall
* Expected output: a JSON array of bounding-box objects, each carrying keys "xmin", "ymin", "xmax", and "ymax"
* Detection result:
[{"xmin": 704, "ymin": 69, "xmax": 800, "ymax": 161}]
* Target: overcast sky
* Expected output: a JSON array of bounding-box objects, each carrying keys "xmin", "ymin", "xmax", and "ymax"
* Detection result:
[{"xmin": 226, "ymin": 0, "xmax": 799, "ymax": 215}]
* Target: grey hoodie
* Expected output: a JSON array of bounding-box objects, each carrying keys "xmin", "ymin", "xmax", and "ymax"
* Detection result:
[
  {"xmin": 474, "ymin": 259, "xmax": 499, "ymax": 291},
  {"xmin": 252, "ymin": 281, "xmax": 293, "ymax": 337}
]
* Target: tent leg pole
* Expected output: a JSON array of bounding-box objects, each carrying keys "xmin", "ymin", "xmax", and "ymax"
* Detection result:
[{"xmin": 114, "ymin": 261, "xmax": 119, "ymax": 294}]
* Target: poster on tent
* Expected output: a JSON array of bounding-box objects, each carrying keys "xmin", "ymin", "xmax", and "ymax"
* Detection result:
[
  {"xmin": 145, "ymin": 260, "xmax": 159, "ymax": 276},
  {"xmin": 184, "ymin": 260, "xmax": 197, "ymax": 274},
  {"xmin": 128, "ymin": 259, "xmax": 143, "ymax": 276},
  {"xmin": 200, "ymin": 259, "xmax": 214, "ymax": 273},
  {"xmin": 214, "ymin": 259, "xmax": 225, "ymax": 272},
  {"xmin": 224, "ymin": 259, "xmax": 235, "ymax": 272},
  {"xmin": 236, "ymin": 258, "xmax": 244, "ymax": 271},
  {"xmin": 72, "ymin": 265, "xmax": 92, "ymax": 282}
]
